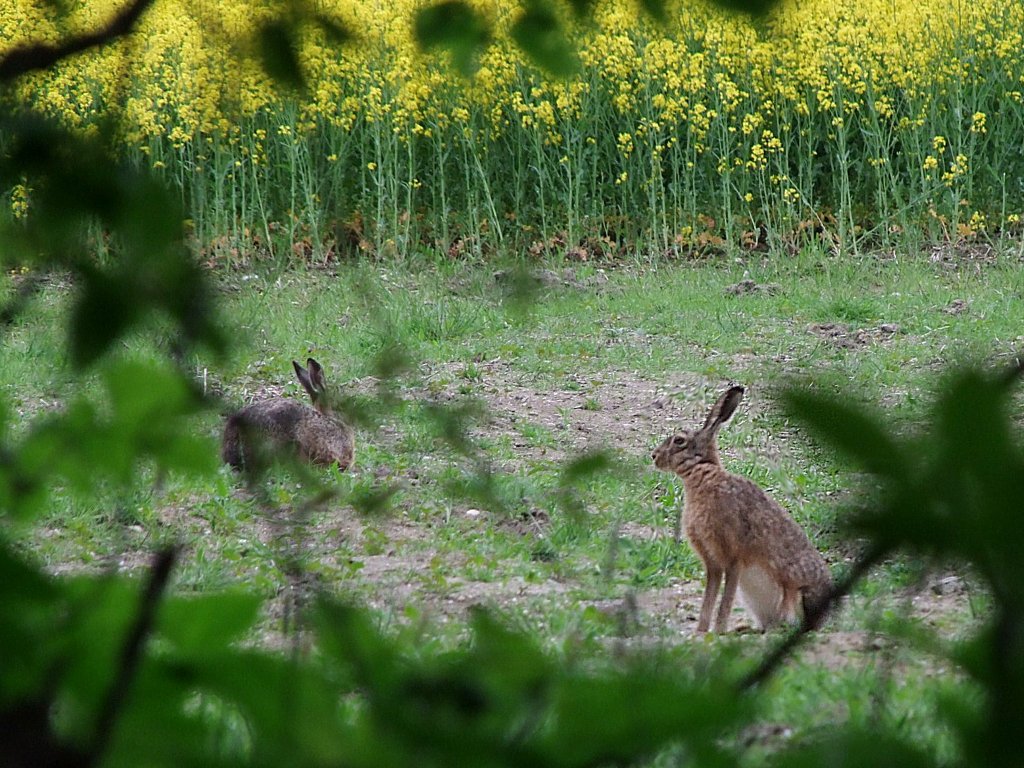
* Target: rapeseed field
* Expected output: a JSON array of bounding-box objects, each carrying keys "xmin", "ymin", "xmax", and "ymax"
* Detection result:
[{"xmin": 4, "ymin": 0, "xmax": 1023, "ymax": 257}]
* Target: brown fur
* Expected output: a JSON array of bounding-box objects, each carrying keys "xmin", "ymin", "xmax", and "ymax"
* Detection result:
[
  {"xmin": 652, "ymin": 386, "xmax": 831, "ymax": 633},
  {"xmin": 222, "ymin": 358, "xmax": 354, "ymax": 472}
]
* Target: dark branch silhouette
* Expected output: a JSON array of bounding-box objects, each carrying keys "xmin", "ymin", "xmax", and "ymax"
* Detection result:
[
  {"xmin": 90, "ymin": 547, "xmax": 177, "ymax": 762},
  {"xmin": 0, "ymin": 0, "xmax": 156, "ymax": 82}
]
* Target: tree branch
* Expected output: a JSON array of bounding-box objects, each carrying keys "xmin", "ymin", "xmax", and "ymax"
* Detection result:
[
  {"xmin": 89, "ymin": 546, "xmax": 177, "ymax": 762},
  {"xmin": 0, "ymin": 0, "xmax": 156, "ymax": 82}
]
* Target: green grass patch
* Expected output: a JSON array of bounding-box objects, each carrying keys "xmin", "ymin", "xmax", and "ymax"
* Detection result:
[{"xmin": 2, "ymin": 243, "xmax": 1017, "ymax": 762}]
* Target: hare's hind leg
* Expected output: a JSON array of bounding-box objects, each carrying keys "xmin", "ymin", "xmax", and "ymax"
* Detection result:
[
  {"xmin": 696, "ymin": 564, "xmax": 723, "ymax": 633},
  {"xmin": 800, "ymin": 581, "xmax": 831, "ymax": 630},
  {"xmin": 714, "ymin": 565, "xmax": 740, "ymax": 633},
  {"xmin": 222, "ymin": 416, "xmax": 244, "ymax": 469}
]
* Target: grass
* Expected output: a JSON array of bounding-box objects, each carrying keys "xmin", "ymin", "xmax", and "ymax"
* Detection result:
[{"xmin": 1, "ymin": 239, "xmax": 1019, "ymax": 760}]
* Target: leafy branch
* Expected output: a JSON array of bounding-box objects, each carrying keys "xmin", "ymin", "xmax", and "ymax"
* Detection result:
[{"xmin": 0, "ymin": 0, "xmax": 157, "ymax": 82}]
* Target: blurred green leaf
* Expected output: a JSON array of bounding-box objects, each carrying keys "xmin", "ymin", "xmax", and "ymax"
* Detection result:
[
  {"xmin": 637, "ymin": 0, "xmax": 667, "ymax": 23},
  {"xmin": 560, "ymin": 450, "xmax": 611, "ymax": 483},
  {"xmin": 467, "ymin": 607, "xmax": 551, "ymax": 693},
  {"xmin": 511, "ymin": 2, "xmax": 579, "ymax": 77},
  {"xmin": 0, "ymin": 545, "xmax": 62, "ymax": 705},
  {"xmin": 442, "ymin": 463, "xmax": 520, "ymax": 515},
  {"xmin": 834, "ymin": 366, "xmax": 1024, "ymax": 589},
  {"xmin": 313, "ymin": 600, "xmax": 400, "ymax": 693},
  {"xmin": 495, "ymin": 266, "xmax": 543, "ymax": 318},
  {"xmin": 374, "ymin": 344, "xmax": 411, "ymax": 378},
  {"xmin": 539, "ymin": 666, "xmax": 742, "ymax": 766},
  {"xmin": 258, "ymin": 19, "xmax": 305, "ymax": 91},
  {"xmin": 785, "ymin": 362, "xmax": 1024, "ymax": 768},
  {"xmin": 310, "ymin": 602, "xmax": 747, "ymax": 767},
  {"xmin": 926, "ymin": 369, "xmax": 1024, "ymax": 595},
  {"xmin": 774, "ymin": 730, "xmax": 935, "ymax": 767},
  {"xmin": 423, "ymin": 400, "xmax": 486, "ymax": 456},
  {"xmin": 158, "ymin": 592, "xmax": 262, "ymax": 656},
  {"xmin": 349, "ymin": 480, "xmax": 402, "ymax": 516},
  {"xmin": 555, "ymin": 450, "xmax": 611, "ymax": 521},
  {"xmin": 102, "ymin": 661, "xmax": 215, "ymax": 767},
  {"xmin": 58, "ymin": 578, "xmax": 142, "ymax": 737},
  {"xmin": 563, "ymin": 0, "xmax": 595, "ymax": 17},
  {"xmin": 2, "ymin": 359, "xmax": 216, "ymax": 523},
  {"xmin": 313, "ymin": 13, "xmax": 352, "ymax": 45},
  {"xmin": 782, "ymin": 387, "xmax": 909, "ymax": 481},
  {"xmin": 69, "ymin": 266, "xmax": 137, "ymax": 369},
  {"xmin": 709, "ymin": 0, "xmax": 777, "ymax": 14},
  {"xmin": 414, "ymin": 0, "xmax": 491, "ymax": 76},
  {"xmin": 176, "ymin": 651, "xmax": 349, "ymax": 763},
  {"xmin": 0, "ymin": 115, "xmax": 225, "ymax": 368}
]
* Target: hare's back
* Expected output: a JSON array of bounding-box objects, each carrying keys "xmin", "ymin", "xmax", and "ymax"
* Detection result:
[
  {"xmin": 234, "ymin": 399, "xmax": 312, "ymax": 438},
  {"xmin": 705, "ymin": 474, "xmax": 826, "ymax": 576},
  {"xmin": 732, "ymin": 476, "xmax": 829, "ymax": 584},
  {"xmin": 296, "ymin": 411, "xmax": 355, "ymax": 468}
]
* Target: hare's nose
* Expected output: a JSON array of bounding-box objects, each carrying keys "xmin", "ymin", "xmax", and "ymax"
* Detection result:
[{"xmin": 651, "ymin": 451, "xmax": 657, "ymax": 460}]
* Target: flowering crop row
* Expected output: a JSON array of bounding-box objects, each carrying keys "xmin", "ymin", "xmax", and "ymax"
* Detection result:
[{"xmin": 3, "ymin": 0, "xmax": 1023, "ymax": 259}]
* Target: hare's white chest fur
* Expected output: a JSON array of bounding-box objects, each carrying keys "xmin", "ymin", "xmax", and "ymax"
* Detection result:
[{"xmin": 737, "ymin": 564, "xmax": 784, "ymax": 629}]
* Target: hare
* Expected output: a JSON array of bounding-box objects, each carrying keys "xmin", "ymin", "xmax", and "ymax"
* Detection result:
[
  {"xmin": 652, "ymin": 386, "xmax": 831, "ymax": 633},
  {"xmin": 222, "ymin": 358, "xmax": 354, "ymax": 472}
]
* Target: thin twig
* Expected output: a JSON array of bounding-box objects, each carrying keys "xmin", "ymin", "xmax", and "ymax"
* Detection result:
[
  {"xmin": 89, "ymin": 546, "xmax": 177, "ymax": 762},
  {"xmin": 738, "ymin": 545, "xmax": 887, "ymax": 692},
  {"xmin": 0, "ymin": 0, "xmax": 156, "ymax": 82}
]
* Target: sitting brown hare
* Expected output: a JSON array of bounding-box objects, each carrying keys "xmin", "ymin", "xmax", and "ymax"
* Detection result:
[
  {"xmin": 652, "ymin": 386, "xmax": 831, "ymax": 633},
  {"xmin": 222, "ymin": 358, "xmax": 354, "ymax": 472}
]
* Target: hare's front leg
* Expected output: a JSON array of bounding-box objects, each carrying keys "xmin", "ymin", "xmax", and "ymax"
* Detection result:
[
  {"xmin": 696, "ymin": 563, "xmax": 722, "ymax": 633},
  {"xmin": 714, "ymin": 565, "xmax": 740, "ymax": 633}
]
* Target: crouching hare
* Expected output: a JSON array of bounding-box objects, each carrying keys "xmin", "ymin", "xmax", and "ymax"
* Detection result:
[
  {"xmin": 222, "ymin": 358, "xmax": 354, "ymax": 472},
  {"xmin": 652, "ymin": 386, "xmax": 831, "ymax": 633}
]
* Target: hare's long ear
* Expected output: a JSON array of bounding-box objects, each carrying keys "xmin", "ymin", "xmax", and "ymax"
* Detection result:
[
  {"xmin": 701, "ymin": 385, "xmax": 745, "ymax": 433},
  {"xmin": 293, "ymin": 360, "xmax": 318, "ymax": 403},
  {"xmin": 306, "ymin": 358, "xmax": 327, "ymax": 394}
]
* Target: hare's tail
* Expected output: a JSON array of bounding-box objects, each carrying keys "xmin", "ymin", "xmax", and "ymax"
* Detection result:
[
  {"xmin": 222, "ymin": 414, "xmax": 244, "ymax": 469},
  {"xmin": 801, "ymin": 578, "xmax": 832, "ymax": 631}
]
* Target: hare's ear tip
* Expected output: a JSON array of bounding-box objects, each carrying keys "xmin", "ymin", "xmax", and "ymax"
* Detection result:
[
  {"xmin": 729, "ymin": 384, "xmax": 746, "ymax": 396},
  {"xmin": 292, "ymin": 360, "xmax": 303, "ymax": 370}
]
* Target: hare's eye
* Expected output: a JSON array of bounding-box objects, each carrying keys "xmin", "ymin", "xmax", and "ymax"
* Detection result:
[{"xmin": 672, "ymin": 436, "xmax": 686, "ymax": 447}]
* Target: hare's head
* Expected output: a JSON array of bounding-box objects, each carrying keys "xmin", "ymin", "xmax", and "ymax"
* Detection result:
[
  {"xmin": 293, "ymin": 358, "xmax": 334, "ymax": 416},
  {"xmin": 652, "ymin": 386, "xmax": 744, "ymax": 475}
]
